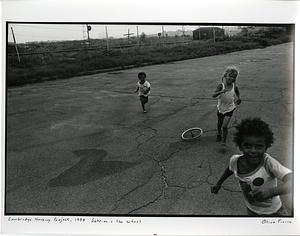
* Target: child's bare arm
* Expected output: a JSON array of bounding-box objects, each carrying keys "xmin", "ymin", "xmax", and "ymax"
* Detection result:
[
  {"xmin": 273, "ymin": 173, "xmax": 292, "ymax": 196},
  {"xmin": 235, "ymin": 86, "xmax": 240, "ymax": 98},
  {"xmin": 134, "ymin": 86, "xmax": 139, "ymax": 93},
  {"xmin": 212, "ymin": 84, "xmax": 225, "ymax": 98},
  {"xmin": 250, "ymin": 173, "xmax": 292, "ymax": 200},
  {"xmin": 234, "ymin": 86, "xmax": 242, "ymax": 105},
  {"xmin": 144, "ymin": 87, "xmax": 151, "ymax": 94},
  {"xmin": 211, "ymin": 167, "xmax": 233, "ymax": 193}
]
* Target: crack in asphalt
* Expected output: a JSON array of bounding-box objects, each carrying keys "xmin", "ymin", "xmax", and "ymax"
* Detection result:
[
  {"xmin": 202, "ymin": 156, "xmax": 214, "ymax": 187},
  {"xmin": 280, "ymin": 103, "xmax": 292, "ymax": 115},
  {"xmin": 114, "ymin": 99, "xmax": 218, "ymax": 213},
  {"xmin": 149, "ymin": 97, "xmax": 161, "ymax": 106},
  {"xmin": 109, "ymin": 167, "xmax": 157, "ymax": 214},
  {"xmin": 159, "ymin": 163, "xmax": 169, "ymax": 188},
  {"xmin": 126, "ymin": 142, "xmax": 199, "ymax": 213},
  {"xmin": 126, "ymin": 191, "xmax": 163, "ymax": 214},
  {"xmin": 115, "ymin": 140, "xmax": 197, "ymax": 214},
  {"xmin": 134, "ymin": 126, "xmax": 158, "ymax": 151},
  {"xmin": 109, "ymin": 125, "xmax": 160, "ymax": 213}
]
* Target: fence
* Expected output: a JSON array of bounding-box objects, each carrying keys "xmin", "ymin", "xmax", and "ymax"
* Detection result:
[{"xmin": 8, "ymin": 37, "xmax": 194, "ymax": 63}]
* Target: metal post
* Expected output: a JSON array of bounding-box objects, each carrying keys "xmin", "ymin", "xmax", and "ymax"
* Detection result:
[
  {"xmin": 127, "ymin": 29, "xmax": 130, "ymax": 43},
  {"xmin": 11, "ymin": 27, "xmax": 21, "ymax": 63},
  {"xmin": 105, "ymin": 26, "xmax": 109, "ymax": 50},
  {"xmin": 123, "ymin": 29, "xmax": 134, "ymax": 45},
  {"xmin": 82, "ymin": 25, "xmax": 86, "ymax": 40},
  {"xmin": 162, "ymin": 25, "xmax": 165, "ymax": 46},
  {"xmin": 86, "ymin": 24, "xmax": 91, "ymax": 46},
  {"xmin": 136, "ymin": 26, "xmax": 139, "ymax": 46}
]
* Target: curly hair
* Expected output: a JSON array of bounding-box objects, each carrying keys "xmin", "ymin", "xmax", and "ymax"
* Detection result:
[
  {"xmin": 138, "ymin": 71, "xmax": 146, "ymax": 79},
  {"xmin": 233, "ymin": 117, "xmax": 274, "ymax": 148},
  {"xmin": 223, "ymin": 65, "xmax": 239, "ymax": 79}
]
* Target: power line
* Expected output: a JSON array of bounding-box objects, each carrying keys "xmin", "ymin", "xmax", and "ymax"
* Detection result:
[{"xmin": 8, "ymin": 24, "xmax": 199, "ymax": 43}]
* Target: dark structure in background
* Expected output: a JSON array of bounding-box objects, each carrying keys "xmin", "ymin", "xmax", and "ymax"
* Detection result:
[
  {"xmin": 285, "ymin": 25, "xmax": 295, "ymax": 41},
  {"xmin": 193, "ymin": 27, "xmax": 225, "ymax": 40}
]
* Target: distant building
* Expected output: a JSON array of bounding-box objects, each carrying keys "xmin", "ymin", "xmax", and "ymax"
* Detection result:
[
  {"xmin": 223, "ymin": 26, "xmax": 240, "ymax": 36},
  {"xmin": 193, "ymin": 27, "xmax": 225, "ymax": 40}
]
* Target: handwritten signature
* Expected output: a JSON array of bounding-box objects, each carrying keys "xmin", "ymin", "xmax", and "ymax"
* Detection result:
[{"xmin": 262, "ymin": 219, "xmax": 292, "ymax": 224}]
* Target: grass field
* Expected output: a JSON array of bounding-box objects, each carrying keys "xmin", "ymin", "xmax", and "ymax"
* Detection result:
[{"xmin": 7, "ymin": 27, "xmax": 291, "ymax": 86}]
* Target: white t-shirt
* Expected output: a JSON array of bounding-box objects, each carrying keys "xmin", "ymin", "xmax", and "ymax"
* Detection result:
[
  {"xmin": 229, "ymin": 153, "xmax": 292, "ymax": 215},
  {"xmin": 137, "ymin": 81, "xmax": 151, "ymax": 97}
]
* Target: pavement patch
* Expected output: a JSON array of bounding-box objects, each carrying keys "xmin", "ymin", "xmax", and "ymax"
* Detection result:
[{"xmin": 48, "ymin": 149, "xmax": 136, "ymax": 187}]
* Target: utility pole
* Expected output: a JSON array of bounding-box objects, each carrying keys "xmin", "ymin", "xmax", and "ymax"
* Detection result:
[
  {"xmin": 11, "ymin": 27, "xmax": 21, "ymax": 63},
  {"xmin": 181, "ymin": 25, "xmax": 186, "ymax": 37},
  {"xmin": 86, "ymin": 24, "xmax": 91, "ymax": 46},
  {"xmin": 123, "ymin": 29, "xmax": 134, "ymax": 44},
  {"xmin": 213, "ymin": 26, "xmax": 216, "ymax": 43},
  {"xmin": 161, "ymin": 25, "xmax": 165, "ymax": 46},
  {"xmin": 82, "ymin": 25, "xmax": 87, "ymax": 40},
  {"xmin": 181, "ymin": 25, "xmax": 186, "ymax": 43},
  {"xmin": 198, "ymin": 26, "xmax": 201, "ymax": 40},
  {"xmin": 136, "ymin": 26, "xmax": 140, "ymax": 46},
  {"xmin": 105, "ymin": 26, "xmax": 109, "ymax": 51}
]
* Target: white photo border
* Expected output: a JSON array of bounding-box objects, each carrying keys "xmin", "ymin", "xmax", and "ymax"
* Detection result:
[{"xmin": 1, "ymin": 0, "xmax": 299, "ymax": 235}]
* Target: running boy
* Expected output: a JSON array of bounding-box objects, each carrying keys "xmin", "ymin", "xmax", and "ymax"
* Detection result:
[
  {"xmin": 135, "ymin": 72, "xmax": 151, "ymax": 113},
  {"xmin": 211, "ymin": 117, "xmax": 292, "ymax": 216},
  {"xmin": 212, "ymin": 66, "xmax": 241, "ymax": 146}
]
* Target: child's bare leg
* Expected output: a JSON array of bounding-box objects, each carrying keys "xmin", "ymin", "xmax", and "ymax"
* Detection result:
[
  {"xmin": 139, "ymin": 96, "xmax": 145, "ymax": 111},
  {"xmin": 221, "ymin": 116, "xmax": 232, "ymax": 144},
  {"xmin": 141, "ymin": 101, "xmax": 145, "ymax": 111},
  {"xmin": 217, "ymin": 113, "xmax": 224, "ymax": 141},
  {"xmin": 217, "ymin": 116, "xmax": 223, "ymax": 135},
  {"xmin": 140, "ymin": 96, "xmax": 148, "ymax": 112}
]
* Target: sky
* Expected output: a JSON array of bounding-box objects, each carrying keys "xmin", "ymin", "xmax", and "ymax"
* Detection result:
[{"xmin": 7, "ymin": 23, "xmax": 207, "ymax": 43}]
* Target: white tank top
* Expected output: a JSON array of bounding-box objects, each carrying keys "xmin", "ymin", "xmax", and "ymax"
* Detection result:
[{"xmin": 217, "ymin": 83, "xmax": 236, "ymax": 114}]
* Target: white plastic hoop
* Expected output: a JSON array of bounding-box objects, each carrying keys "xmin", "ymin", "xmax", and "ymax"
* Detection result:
[{"xmin": 181, "ymin": 127, "xmax": 203, "ymax": 141}]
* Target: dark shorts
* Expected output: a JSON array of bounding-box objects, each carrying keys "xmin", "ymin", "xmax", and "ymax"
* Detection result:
[
  {"xmin": 139, "ymin": 95, "xmax": 148, "ymax": 104},
  {"xmin": 217, "ymin": 109, "xmax": 235, "ymax": 118}
]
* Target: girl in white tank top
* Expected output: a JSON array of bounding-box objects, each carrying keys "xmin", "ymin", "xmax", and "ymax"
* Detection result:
[{"xmin": 212, "ymin": 66, "xmax": 241, "ymax": 146}]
